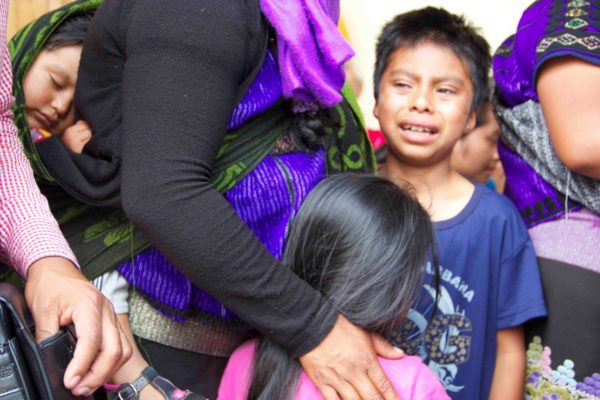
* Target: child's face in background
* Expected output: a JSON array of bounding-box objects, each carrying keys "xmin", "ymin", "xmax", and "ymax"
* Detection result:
[
  {"xmin": 451, "ymin": 106, "xmax": 500, "ymax": 184},
  {"xmin": 22, "ymin": 45, "xmax": 82, "ymax": 135},
  {"xmin": 374, "ymin": 41, "xmax": 476, "ymax": 168}
]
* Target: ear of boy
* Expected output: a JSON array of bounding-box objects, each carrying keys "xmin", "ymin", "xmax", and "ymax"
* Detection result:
[{"xmin": 464, "ymin": 110, "xmax": 476, "ymax": 133}]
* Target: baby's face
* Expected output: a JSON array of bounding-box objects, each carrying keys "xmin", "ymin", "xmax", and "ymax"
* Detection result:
[{"xmin": 22, "ymin": 44, "xmax": 82, "ymax": 136}]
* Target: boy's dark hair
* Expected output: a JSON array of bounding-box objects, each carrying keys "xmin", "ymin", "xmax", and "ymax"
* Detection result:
[
  {"xmin": 247, "ymin": 174, "xmax": 434, "ymax": 399},
  {"xmin": 374, "ymin": 7, "xmax": 491, "ymax": 112},
  {"xmin": 44, "ymin": 12, "xmax": 93, "ymax": 51}
]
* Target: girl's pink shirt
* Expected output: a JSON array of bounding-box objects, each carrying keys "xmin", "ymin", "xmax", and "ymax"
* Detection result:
[{"xmin": 218, "ymin": 339, "xmax": 450, "ymax": 400}]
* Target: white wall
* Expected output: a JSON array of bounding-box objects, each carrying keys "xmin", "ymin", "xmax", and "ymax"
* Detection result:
[{"xmin": 340, "ymin": 0, "xmax": 530, "ymax": 128}]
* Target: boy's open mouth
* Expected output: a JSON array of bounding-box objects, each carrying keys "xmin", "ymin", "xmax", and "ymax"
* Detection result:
[{"xmin": 400, "ymin": 124, "xmax": 438, "ymax": 135}]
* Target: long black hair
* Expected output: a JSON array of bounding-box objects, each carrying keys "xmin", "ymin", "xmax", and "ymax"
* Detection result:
[{"xmin": 247, "ymin": 174, "xmax": 434, "ymax": 399}]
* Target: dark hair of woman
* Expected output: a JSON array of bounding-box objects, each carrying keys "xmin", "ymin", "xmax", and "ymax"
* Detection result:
[
  {"xmin": 289, "ymin": 107, "xmax": 337, "ymax": 151},
  {"xmin": 248, "ymin": 174, "xmax": 435, "ymax": 399},
  {"xmin": 44, "ymin": 12, "xmax": 93, "ymax": 51}
]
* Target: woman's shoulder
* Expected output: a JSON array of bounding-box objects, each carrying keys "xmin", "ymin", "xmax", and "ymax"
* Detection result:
[
  {"xmin": 294, "ymin": 356, "xmax": 449, "ymax": 399},
  {"xmin": 218, "ymin": 339, "xmax": 258, "ymax": 400},
  {"xmin": 227, "ymin": 338, "xmax": 259, "ymax": 366},
  {"xmin": 378, "ymin": 356, "xmax": 450, "ymax": 399}
]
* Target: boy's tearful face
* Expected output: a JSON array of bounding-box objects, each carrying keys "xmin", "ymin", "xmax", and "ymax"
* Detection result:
[
  {"xmin": 374, "ymin": 41, "xmax": 477, "ymax": 168},
  {"xmin": 22, "ymin": 45, "xmax": 82, "ymax": 136}
]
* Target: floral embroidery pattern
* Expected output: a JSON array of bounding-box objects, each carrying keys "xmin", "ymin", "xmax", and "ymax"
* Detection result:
[
  {"xmin": 526, "ymin": 336, "xmax": 600, "ymax": 399},
  {"xmin": 536, "ymin": 34, "xmax": 600, "ymax": 53}
]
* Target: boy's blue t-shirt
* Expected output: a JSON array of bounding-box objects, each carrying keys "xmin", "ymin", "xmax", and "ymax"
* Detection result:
[{"xmin": 393, "ymin": 183, "xmax": 547, "ymax": 400}]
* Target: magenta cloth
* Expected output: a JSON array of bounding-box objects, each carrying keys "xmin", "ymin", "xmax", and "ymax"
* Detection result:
[
  {"xmin": 259, "ymin": 0, "xmax": 354, "ymax": 109},
  {"xmin": 218, "ymin": 339, "xmax": 450, "ymax": 400}
]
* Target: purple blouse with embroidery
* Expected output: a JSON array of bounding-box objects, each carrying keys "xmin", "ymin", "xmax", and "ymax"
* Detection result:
[{"xmin": 493, "ymin": 0, "xmax": 599, "ymax": 228}]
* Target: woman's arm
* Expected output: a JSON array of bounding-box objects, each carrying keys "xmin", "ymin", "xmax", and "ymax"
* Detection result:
[
  {"xmin": 537, "ymin": 57, "xmax": 600, "ymax": 179},
  {"xmin": 110, "ymin": 0, "xmax": 337, "ymax": 358},
  {"xmin": 489, "ymin": 326, "xmax": 525, "ymax": 400}
]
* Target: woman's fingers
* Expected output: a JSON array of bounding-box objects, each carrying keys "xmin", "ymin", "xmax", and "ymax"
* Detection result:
[
  {"xmin": 366, "ymin": 363, "xmax": 397, "ymax": 400},
  {"xmin": 314, "ymin": 372, "xmax": 360, "ymax": 400},
  {"xmin": 299, "ymin": 315, "xmax": 399, "ymax": 400},
  {"xmin": 318, "ymin": 386, "xmax": 341, "ymax": 400},
  {"xmin": 350, "ymin": 369, "xmax": 391, "ymax": 400},
  {"xmin": 25, "ymin": 258, "xmax": 132, "ymax": 396},
  {"xmin": 70, "ymin": 301, "xmax": 129, "ymax": 396},
  {"xmin": 371, "ymin": 333, "xmax": 404, "ymax": 359}
]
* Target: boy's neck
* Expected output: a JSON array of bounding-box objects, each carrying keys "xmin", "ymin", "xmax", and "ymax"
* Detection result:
[{"xmin": 381, "ymin": 156, "xmax": 475, "ymax": 222}]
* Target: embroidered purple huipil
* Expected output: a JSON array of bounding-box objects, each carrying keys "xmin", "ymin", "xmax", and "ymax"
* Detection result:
[
  {"xmin": 493, "ymin": 1, "xmax": 600, "ymax": 393},
  {"xmin": 118, "ymin": 51, "xmax": 326, "ymax": 321},
  {"xmin": 493, "ymin": 0, "xmax": 599, "ymax": 228}
]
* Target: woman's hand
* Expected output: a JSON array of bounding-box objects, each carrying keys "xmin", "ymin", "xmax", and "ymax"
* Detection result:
[
  {"xmin": 300, "ymin": 315, "xmax": 403, "ymax": 400},
  {"xmin": 25, "ymin": 257, "xmax": 132, "ymax": 397}
]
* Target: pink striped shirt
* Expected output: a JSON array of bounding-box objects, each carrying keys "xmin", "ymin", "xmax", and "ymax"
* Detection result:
[{"xmin": 0, "ymin": 0, "xmax": 77, "ymax": 276}]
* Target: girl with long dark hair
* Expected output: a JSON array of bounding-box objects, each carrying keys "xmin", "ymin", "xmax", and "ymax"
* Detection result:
[{"xmin": 219, "ymin": 174, "xmax": 449, "ymax": 399}]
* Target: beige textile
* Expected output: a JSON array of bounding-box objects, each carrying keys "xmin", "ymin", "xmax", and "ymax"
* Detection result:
[
  {"xmin": 8, "ymin": 0, "xmax": 73, "ymax": 38},
  {"xmin": 128, "ymin": 291, "xmax": 255, "ymax": 357}
]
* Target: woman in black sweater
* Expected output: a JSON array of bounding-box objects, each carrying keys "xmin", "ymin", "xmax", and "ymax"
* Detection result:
[{"xmin": 65, "ymin": 0, "xmax": 405, "ymax": 398}]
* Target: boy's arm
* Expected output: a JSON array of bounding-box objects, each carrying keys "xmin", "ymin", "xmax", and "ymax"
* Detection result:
[{"xmin": 489, "ymin": 326, "xmax": 525, "ymax": 400}]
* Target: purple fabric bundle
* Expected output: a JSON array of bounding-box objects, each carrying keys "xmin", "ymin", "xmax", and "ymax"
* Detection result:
[
  {"xmin": 498, "ymin": 141, "xmax": 581, "ymax": 227},
  {"xmin": 260, "ymin": 0, "xmax": 354, "ymax": 110},
  {"xmin": 227, "ymin": 50, "xmax": 281, "ymax": 130}
]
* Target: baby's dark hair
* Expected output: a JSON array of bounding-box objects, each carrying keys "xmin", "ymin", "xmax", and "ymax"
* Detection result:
[
  {"xmin": 373, "ymin": 7, "xmax": 491, "ymax": 112},
  {"xmin": 44, "ymin": 12, "xmax": 93, "ymax": 51},
  {"xmin": 248, "ymin": 174, "xmax": 434, "ymax": 399}
]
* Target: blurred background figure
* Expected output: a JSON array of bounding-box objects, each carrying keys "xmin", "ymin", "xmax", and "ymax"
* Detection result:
[{"xmin": 451, "ymin": 101, "xmax": 504, "ymax": 191}]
